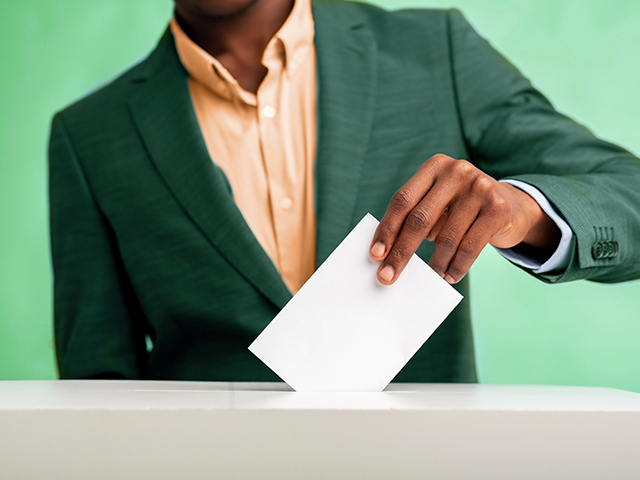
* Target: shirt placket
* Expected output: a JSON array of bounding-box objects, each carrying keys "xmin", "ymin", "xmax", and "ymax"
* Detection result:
[{"xmin": 257, "ymin": 39, "xmax": 297, "ymax": 280}]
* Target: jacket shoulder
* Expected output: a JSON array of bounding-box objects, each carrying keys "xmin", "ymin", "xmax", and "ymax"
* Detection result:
[
  {"xmin": 313, "ymin": 0, "xmax": 460, "ymax": 54},
  {"xmin": 317, "ymin": 0, "xmax": 455, "ymax": 31},
  {"xmin": 53, "ymin": 29, "xmax": 174, "ymax": 126}
]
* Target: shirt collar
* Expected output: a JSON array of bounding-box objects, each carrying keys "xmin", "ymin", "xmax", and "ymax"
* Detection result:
[
  {"xmin": 170, "ymin": 0, "xmax": 314, "ymax": 102},
  {"xmin": 274, "ymin": 0, "xmax": 314, "ymax": 76}
]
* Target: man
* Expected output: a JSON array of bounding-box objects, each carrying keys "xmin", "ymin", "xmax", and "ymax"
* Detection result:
[{"xmin": 49, "ymin": 0, "xmax": 640, "ymax": 381}]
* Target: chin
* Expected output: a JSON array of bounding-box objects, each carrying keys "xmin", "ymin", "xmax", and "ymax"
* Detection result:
[{"xmin": 176, "ymin": 0, "xmax": 262, "ymax": 18}]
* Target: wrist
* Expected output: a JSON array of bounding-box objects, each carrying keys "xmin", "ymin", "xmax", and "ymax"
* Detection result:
[
  {"xmin": 519, "ymin": 188, "xmax": 561, "ymax": 251},
  {"xmin": 490, "ymin": 182, "xmax": 560, "ymax": 251}
]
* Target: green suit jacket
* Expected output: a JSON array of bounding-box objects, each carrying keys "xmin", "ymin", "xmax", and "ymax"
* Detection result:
[{"xmin": 49, "ymin": 1, "xmax": 640, "ymax": 381}]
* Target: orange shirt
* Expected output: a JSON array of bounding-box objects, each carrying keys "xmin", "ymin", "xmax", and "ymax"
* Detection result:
[{"xmin": 170, "ymin": 0, "xmax": 316, "ymax": 293}]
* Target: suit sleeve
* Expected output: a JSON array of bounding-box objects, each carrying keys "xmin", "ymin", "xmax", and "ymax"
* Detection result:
[
  {"xmin": 49, "ymin": 112, "xmax": 147, "ymax": 378},
  {"xmin": 446, "ymin": 9, "xmax": 640, "ymax": 283}
]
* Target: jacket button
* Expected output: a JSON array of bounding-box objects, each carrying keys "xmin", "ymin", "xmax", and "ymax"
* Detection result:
[
  {"xmin": 610, "ymin": 241, "xmax": 619, "ymax": 258},
  {"xmin": 592, "ymin": 242, "xmax": 603, "ymax": 260}
]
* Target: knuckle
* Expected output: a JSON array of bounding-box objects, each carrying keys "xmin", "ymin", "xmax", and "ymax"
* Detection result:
[
  {"xmin": 429, "ymin": 153, "xmax": 454, "ymax": 171},
  {"xmin": 405, "ymin": 209, "xmax": 430, "ymax": 234},
  {"xmin": 447, "ymin": 263, "xmax": 467, "ymax": 280},
  {"xmin": 379, "ymin": 221, "xmax": 396, "ymax": 238},
  {"xmin": 428, "ymin": 255, "xmax": 447, "ymax": 274},
  {"xmin": 431, "ymin": 153, "xmax": 450, "ymax": 163},
  {"xmin": 390, "ymin": 188, "xmax": 413, "ymax": 212},
  {"xmin": 451, "ymin": 159, "xmax": 475, "ymax": 179},
  {"xmin": 430, "ymin": 264, "xmax": 446, "ymax": 276},
  {"xmin": 456, "ymin": 242, "xmax": 476, "ymax": 260},
  {"xmin": 472, "ymin": 175, "xmax": 495, "ymax": 195},
  {"xmin": 390, "ymin": 244, "xmax": 409, "ymax": 262},
  {"xmin": 436, "ymin": 231, "xmax": 458, "ymax": 253},
  {"xmin": 458, "ymin": 238, "xmax": 480, "ymax": 259},
  {"xmin": 488, "ymin": 194, "xmax": 510, "ymax": 216}
]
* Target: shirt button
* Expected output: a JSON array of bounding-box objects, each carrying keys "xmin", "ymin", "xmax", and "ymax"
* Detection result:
[
  {"xmin": 262, "ymin": 105, "xmax": 276, "ymax": 118},
  {"xmin": 279, "ymin": 197, "xmax": 293, "ymax": 210}
]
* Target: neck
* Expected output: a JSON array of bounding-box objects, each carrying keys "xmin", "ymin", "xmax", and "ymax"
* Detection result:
[{"xmin": 174, "ymin": 0, "xmax": 295, "ymax": 93}]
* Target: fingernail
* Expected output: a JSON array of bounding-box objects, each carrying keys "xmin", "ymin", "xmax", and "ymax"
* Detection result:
[
  {"xmin": 371, "ymin": 242, "xmax": 385, "ymax": 258},
  {"xmin": 444, "ymin": 274, "xmax": 456, "ymax": 284},
  {"xmin": 379, "ymin": 265, "xmax": 394, "ymax": 283}
]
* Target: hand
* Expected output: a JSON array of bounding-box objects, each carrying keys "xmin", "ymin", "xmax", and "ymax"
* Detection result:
[{"xmin": 369, "ymin": 154, "xmax": 561, "ymax": 285}]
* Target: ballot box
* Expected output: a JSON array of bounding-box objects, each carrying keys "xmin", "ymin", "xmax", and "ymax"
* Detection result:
[{"xmin": 0, "ymin": 381, "xmax": 639, "ymax": 479}]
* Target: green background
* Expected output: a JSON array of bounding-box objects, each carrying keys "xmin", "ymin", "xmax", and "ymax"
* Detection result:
[{"xmin": 1, "ymin": 0, "xmax": 639, "ymax": 391}]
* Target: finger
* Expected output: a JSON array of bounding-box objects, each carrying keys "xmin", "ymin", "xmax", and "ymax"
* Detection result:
[
  {"xmin": 428, "ymin": 199, "xmax": 482, "ymax": 278},
  {"xmin": 377, "ymin": 178, "xmax": 459, "ymax": 285},
  {"xmin": 442, "ymin": 214, "xmax": 494, "ymax": 284},
  {"xmin": 426, "ymin": 210, "xmax": 448, "ymax": 242},
  {"xmin": 370, "ymin": 156, "xmax": 448, "ymax": 261}
]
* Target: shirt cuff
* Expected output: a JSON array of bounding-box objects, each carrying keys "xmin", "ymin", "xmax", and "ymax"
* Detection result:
[{"xmin": 494, "ymin": 180, "xmax": 573, "ymax": 274}]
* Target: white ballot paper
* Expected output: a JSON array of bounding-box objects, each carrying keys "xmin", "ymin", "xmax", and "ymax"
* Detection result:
[{"xmin": 249, "ymin": 213, "xmax": 463, "ymax": 392}]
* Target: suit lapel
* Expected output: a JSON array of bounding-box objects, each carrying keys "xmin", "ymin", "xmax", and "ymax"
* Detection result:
[
  {"xmin": 128, "ymin": 31, "xmax": 292, "ymax": 309},
  {"xmin": 312, "ymin": 3, "xmax": 378, "ymax": 267},
  {"xmin": 126, "ymin": 2, "xmax": 378, "ymax": 303}
]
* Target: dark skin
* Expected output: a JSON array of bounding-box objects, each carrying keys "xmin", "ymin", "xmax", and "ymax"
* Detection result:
[
  {"xmin": 174, "ymin": 0, "xmax": 295, "ymax": 93},
  {"xmin": 369, "ymin": 154, "xmax": 560, "ymax": 285},
  {"xmin": 174, "ymin": 0, "xmax": 562, "ymax": 284}
]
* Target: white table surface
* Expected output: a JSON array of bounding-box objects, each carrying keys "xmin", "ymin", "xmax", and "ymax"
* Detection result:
[{"xmin": 1, "ymin": 381, "xmax": 639, "ymax": 479}]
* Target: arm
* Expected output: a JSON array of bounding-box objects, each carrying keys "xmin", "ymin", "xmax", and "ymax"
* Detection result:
[
  {"xmin": 49, "ymin": 113, "xmax": 148, "ymax": 379},
  {"xmin": 370, "ymin": 9, "xmax": 640, "ymax": 285}
]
